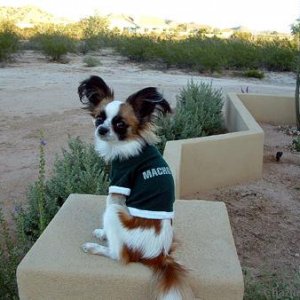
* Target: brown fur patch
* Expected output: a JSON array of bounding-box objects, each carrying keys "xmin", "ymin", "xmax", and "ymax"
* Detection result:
[
  {"xmin": 121, "ymin": 245, "xmax": 143, "ymax": 264},
  {"xmin": 90, "ymin": 98, "xmax": 113, "ymax": 118},
  {"xmin": 119, "ymin": 103, "xmax": 160, "ymax": 141},
  {"xmin": 154, "ymin": 255, "xmax": 188, "ymax": 294},
  {"xmin": 118, "ymin": 103, "xmax": 140, "ymax": 138},
  {"xmin": 121, "ymin": 245, "xmax": 187, "ymax": 296},
  {"xmin": 121, "ymin": 244, "xmax": 168, "ymax": 264},
  {"xmin": 118, "ymin": 211, "xmax": 162, "ymax": 235}
]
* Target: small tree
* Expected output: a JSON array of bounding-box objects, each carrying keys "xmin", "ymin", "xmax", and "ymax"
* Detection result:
[
  {"xmin": 0, "ymin": 21, "xmax": 19, "ymax": 63},
  {"xmin": 291, "ymin": 19, "xmax": 300, "ymax": 130},
  {"xmin": 78, "ymin": 15, "xmax": 109, "ymax": 52}
]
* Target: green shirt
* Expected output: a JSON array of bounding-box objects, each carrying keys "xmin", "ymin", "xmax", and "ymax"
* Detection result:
[{"xmin": 109, "ymin": 145, "xmax": 175, "ymax": 219}]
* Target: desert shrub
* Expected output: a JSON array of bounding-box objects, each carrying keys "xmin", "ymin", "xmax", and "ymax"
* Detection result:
[
  {"xmin": 77, "ymin": 16, "xmax": 109, "ymax": 53},
  {"xmin": 110, "ymin": 33, "xmax": 297, "ymax": 73},
  {"xmin": 231, "ymin": 31, "xmax": 253, "ymax": 41},
  {"xmin": 22, "ymin": 137, "xmax": 109, "ymax": 242},
  {"xmin": 156, "ymin": 80, "xmax": 225, "ymax": 152},
  {"xmin": 292, "ymin": 136, "xmax": 300, "ymax": 152},
  {"xmin": 243, "ymin": 69, "xmax": 265, "ymax": 79},
  {"xmin": 0, "ymin": 208, "xmax": 31, "ymax": 300},
  {"xmin": 0, "ymin": 22, "xmax": 19, "ymax": 63},
  {"xmin": 32, "ymin": 32, "xmax": 76, "ymax": 62},
  {"xmin": 83, "ymin": 55, "xmax": 101, "ymax": 67},
  {"xmin": 114, "ymin": 35, "xmax": 226, "ymax": 71},
  {"xmin": 259, "ymin": 39, "xmax": 296, "ymax": 71},
  {"xmin": 223, "ymin": 38, "xmax": 260, "ymax": 70},
  {"xmin": 78, "ymin": 37, "xmax": 101, "ymax": 53},
  {"xmin": 79, "ymin": 16, "xmax": 109, "ymax": 38},
  {"xmin": 0, "ymin": 211, "xmax": 19, "ymax": 300},
  {"xmin": 0, "ymin": 136, "xmax": 109, "ymax": 298},
  {"xmin": 0, "ymin": 133, "xmax": 46, "ymax": 300}
]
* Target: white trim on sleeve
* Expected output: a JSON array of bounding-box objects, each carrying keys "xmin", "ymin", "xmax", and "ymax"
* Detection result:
[
  {"xmin": 109, "ymin": 185, "xmax": 131, "ymax": 196},
  {"xmin": 127, "ymin": 207, "xmax": 174, "ymax": 219}
]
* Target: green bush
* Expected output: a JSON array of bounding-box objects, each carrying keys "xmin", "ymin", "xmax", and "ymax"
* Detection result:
[
  {"xmin": 0, "ymin": 136, "xmax": 109, "ymax": 297},
  {"xmin": 156, "ymin": 80, "xmax": 225, "ymax": 152},
  {"xmin": 0, "ymin": 208, "xmax": 30, "ymax": 300},
  {"xmin": 0, "ymin": 23, "xmax": 19, "ymax": 63},
  {"xmin": 243, "ymin": 69, "xmax": 265, "ymax": 79},
  {"xmin": 77, "ymin": 16, "xmax": 110, "ymax": 53},
  {"xmin": 259, "ymin": 38, "xmax": 296, "ymax": 71},
  {"xmin": 110, "ymin": 34, "xmax": 297, "ymax": 73},
  {"xmin": 83, "ymin": 55, "xmax": 101, "ymax": 67},
  {"xmin": 78, "ymin": 38, "xmax": 98, "ymax": 53},
  {"xmin": 22, "ymin": 137, "xmax": 109, "ymax": 242},
  {"xmin": 31, "ymin": 32, "xmax": 76, "ymax": 62},
  {"xmin": 292, "ymin": 136, "xmax": 300, "ymax": 152}
]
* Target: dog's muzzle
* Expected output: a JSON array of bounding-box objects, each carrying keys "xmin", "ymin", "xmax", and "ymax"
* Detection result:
[{"xmin": 97, "ymin": 126, "xmax": 109, "ymax": 136}]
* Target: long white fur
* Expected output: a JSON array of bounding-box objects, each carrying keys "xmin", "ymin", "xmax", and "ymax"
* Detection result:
[
  {"xmin": 95, "ymin": 137, "xmax": 145, "ymax": 162},
  {"xmin": 159, "ymin": 289, "xmax": 182, "ymax": 300},
  {"xmin": 82, "ymin": 195, "xmax": 173, "ymax": 260},
  {"xmin": 105, "ymin": 100, "xmax": 123, "ymax": 120}
]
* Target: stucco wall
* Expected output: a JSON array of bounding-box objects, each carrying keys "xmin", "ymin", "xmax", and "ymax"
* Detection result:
[
  {"xmin": 238, "ymin": 94, "xmax": 296, "ymax": 125},
  {"xmin": 164, "ymin": 94, "xmax": 296, "ymax": 197}
]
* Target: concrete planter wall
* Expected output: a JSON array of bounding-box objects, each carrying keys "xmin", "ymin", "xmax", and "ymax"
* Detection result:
[{"xmin": 164, "ymin": 93, "xmax": 295, "ymax": 198}]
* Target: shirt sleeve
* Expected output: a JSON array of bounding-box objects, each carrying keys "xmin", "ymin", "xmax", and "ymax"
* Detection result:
[{"xmin": 109, "ymin": 168, "xmax": 132, "ymax": 196}]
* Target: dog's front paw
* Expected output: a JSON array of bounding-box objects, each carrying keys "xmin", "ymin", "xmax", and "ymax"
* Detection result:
[
  {"xmin": 82, "ymin": 242, "xmax": 99, "ymax": 254},
  {"xmin": 81, "ymin": 242, "xmax": 109, "ymax": 256},
  {"xmin": 92, "ymin": 229, "xmax": 107, "ymax": 241}
]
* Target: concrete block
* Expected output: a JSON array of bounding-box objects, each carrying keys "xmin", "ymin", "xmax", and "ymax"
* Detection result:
[{"xmin": 17, "ymin": 194, "xmax": 244, "ymax": 300}]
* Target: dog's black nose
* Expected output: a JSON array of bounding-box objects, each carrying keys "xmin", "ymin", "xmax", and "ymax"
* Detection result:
[{"xmin": 98, "ymin": 126, "xmax": 109, "ymax": 136}]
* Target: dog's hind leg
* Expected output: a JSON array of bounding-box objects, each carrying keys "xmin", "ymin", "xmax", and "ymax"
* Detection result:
[{"xmin": 91, "ymin": 194, "xmax": 126, "ymax": 242}]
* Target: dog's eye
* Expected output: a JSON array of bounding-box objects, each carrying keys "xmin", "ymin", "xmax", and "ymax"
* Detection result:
[
  {"xmin": 116, "ymin": 121, "xmax": 126, "ymax": 129},
  {"xmin": 95, "ymin": 117, "xmax": 104, "ymax": 127}
]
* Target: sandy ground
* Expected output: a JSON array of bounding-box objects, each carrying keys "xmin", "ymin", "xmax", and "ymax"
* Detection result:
[
  {"xmin": 188, "ymin": 123, "xmax": 300, "ymax": 279},
  {"xmin": 0, "ymin": 49, "xmax": 299, "ymax": 279}
]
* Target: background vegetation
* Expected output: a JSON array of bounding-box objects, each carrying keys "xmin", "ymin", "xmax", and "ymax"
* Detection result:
[
  {"xmin": 0, "ymin": 14, "xmax": 298, "ymax": 76},
  {"xmin": 0, "ymin": 22, "xmax": 20, "ymax": 63},
  {"xmin": 30, "ymin": 32, "xmax": 76, "ymax": 62},
  {"xmin": 156, "ymin": 80, "xmax": 225, "ymax": 152},
  {"xmin": 0, "ymin": 136, "xmax": 109, "ymax": 299}
]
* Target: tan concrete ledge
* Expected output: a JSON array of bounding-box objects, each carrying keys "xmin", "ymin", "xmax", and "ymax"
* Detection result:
[
  {"xmin": 17, "ymin": 194, "xmax": 244, "ymax": 300},
  {"xmin": 164, "ymin": 93, "xmax": 295, "ymax": 197}
]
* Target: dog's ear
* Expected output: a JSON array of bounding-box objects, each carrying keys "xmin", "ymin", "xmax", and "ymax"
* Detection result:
[
  {"xmin": 78, "ymin": 76, "xmax": 114, "ymax": 111},
  {"xmin": 126, "ymin": 87, "xmax": 171, "ymax": 123}
]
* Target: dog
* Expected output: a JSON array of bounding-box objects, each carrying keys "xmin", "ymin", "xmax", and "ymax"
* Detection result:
[{"xmin": 78, "ymin": 76, "xmax": 192, "ymax": 300}]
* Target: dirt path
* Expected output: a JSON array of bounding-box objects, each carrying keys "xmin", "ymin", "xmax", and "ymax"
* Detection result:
[{"xmin": 0, "ymin": 49, "xmax": 299, "ymax": 278}]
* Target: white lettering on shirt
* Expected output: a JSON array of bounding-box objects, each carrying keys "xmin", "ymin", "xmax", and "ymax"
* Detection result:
[{"xmin": 142, "ymin": 167, "xmax": 172, "ymax": 180}]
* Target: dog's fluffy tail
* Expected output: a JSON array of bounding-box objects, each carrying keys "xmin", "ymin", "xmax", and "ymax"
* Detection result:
[{"xmin": 145, "ymin": 255, "xmax": 193, "ymax": 300}]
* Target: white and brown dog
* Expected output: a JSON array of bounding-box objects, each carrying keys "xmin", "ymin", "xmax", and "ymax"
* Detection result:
[{"xmin": 79, "ymin": 76, "xmax": 191, "ymax": 300}]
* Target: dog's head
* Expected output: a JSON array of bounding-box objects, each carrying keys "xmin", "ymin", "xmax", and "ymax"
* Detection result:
[{"xmin": 78, "ymin": 76, "xmax": 171, "ymax": 160}]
